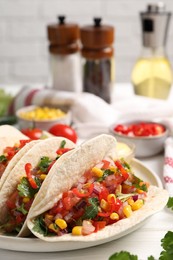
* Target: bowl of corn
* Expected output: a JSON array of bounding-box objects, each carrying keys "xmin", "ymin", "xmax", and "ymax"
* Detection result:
[{"xmin": 16, "ymin": 105, "xmax": 72, "ymax": 131}]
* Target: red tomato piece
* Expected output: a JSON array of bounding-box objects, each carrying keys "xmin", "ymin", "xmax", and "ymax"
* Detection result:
[
  {"xmin": 93, "ymin": 221, "xmax": 106, "ymax": 232},
  {"xmin": 21, "ymin": 128, "xmax": 43, "ymax": 140},
  {"xmin": 49, "ymin": 124, "xmax": 78, "ymax": 143}
]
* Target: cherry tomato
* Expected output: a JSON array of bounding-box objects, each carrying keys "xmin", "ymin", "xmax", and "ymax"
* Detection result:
[
  {"xmin": 21, "ymin": 128, "xmax": 43, "ymax": 140},
  {"xmin": 49, "ymin": 124, "xmax": 78, "ymax": 143},
  {"xmin": 114, "ymin": 122, "xmax": 165, "ymax": 137}
]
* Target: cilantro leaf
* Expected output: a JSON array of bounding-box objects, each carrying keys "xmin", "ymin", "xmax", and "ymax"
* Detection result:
[
  {"xmin": 17, "ymin": 177, "xmax": 40, "ymax": 198},
  {"xmin": 83, "ymin": 197, "xmax": 99, "ymax": 219},
  {"xmin": 133, "ymin": 175, "xmax": 148, "ymax": 192},
  {"xmin": 109, "ymin": 251, "xmax": 138, "ymax": 260},
  {"xmin": 166, "ymin": 197, "xmax": 173, "ymax": 211},
  {"xmin": 37, "ymin": 156, "xmax": 52, "ymax": 172},
  {"xmin": 97, "ymin": 169, "xmax": 114, "ymax": 182},
  {"xmin": 32, "ymin": 216, "xmax": 48, "ymax": 236},
  {"xmin": 16, "ymin": 203, "xmax": 28, "ymax": 215},
  {"xmin": 159, "ymin": 231, "xmax": 173, "ymax": 259},
  {"xmin": 0, "ymin": 155, "xmax": 7, "ymax": 163}
]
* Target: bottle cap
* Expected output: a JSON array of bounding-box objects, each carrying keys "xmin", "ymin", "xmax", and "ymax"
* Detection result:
[
  {"xmin": 80, "ymin": 18, "xmax": 114, "ymax": 49},
  {"xmin": 47, "ymin": 16, "xmax": 80, "ymax": 54}
]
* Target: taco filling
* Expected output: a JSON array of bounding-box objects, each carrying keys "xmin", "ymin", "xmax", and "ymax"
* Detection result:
[
  {"xmin": 1, "ymin": 140, "xmax": 73, "ymax": 234},
  {"xmin": 32, "ymin": 158, "xmax": 149, "ymax": 237},
  {"xmin": 0, "ymin": 139, "xmax": 31, "ymax": 178}
]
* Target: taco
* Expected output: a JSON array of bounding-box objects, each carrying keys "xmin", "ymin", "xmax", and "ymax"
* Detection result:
[
  {"xmin": 0, "ymin": 136, "xmax": 76, "ymax": 237},
  {"xmin": 26, "ymin": 134, "xmax": 168, "ymax": 242},
  {"xmin": 0, "ymin": 139, "xmax": 40, "ymax": 190},
  {"xmin": 0, "ymin": 125, "xmax": 29, "ymax": 155}
]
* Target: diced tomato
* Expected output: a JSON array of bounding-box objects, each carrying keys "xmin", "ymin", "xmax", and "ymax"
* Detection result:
[
  {"xmin": 97, "ymin": 211, "xmax": 110, "ymax": 217},
  {"xmin": 6, "ymin": 191, "xmax": 18, "ymax": 209},
  {"xmin": 101, "ymin": 160, "xmax": 110, "ymax": 169},
  {"xmin": 98, "ymin": 186, "xmax": 109, "ymax": 201},
  {"xmin": 62, "ymin": 191, "xmax": 80, "ymax": 210},
  {"xmin": 4, "ymin": 146, "xmax": 16, "ymax": 160},
  {"xmin": 0, "ymin": 164, "xmax": 7, "ymax": 178},
  {"xmin": 109, "ymin": 198, "xmax": 123, "ymax": 212},
  {"xmin": 93, "ymin": 221, "xmax": 106, "ymax": 232},
  {"xmin": 19, "ymin": 139, "xmax": 31, "ymax": 148}
]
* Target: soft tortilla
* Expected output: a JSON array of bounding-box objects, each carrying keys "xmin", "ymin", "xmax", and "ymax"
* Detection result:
[
  {"xmin": 27, "ymin": 185, "xmax": 168, "ymax": 242},
  {"xmin": 0, "ymin": 140, "xmax": 40, "ymax": 191},
  {"xmin": 27, "ymin": 134, "xmax": 117, "ymax": 220},
  {"xmin": 26, "ymin": 134, "xmax": 168, "ymax": 242},
  {"xmin": 0, "ymin": 125, "xmax": 29, "ymax": 154},
  {"xmin": 0, "ymin": 136, "xmax": 76, "ymax": 236}
]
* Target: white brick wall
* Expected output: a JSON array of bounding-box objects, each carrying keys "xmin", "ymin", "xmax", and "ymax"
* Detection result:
[{"xmin": 0, "ymin": 0, "xmax": 173, "ymax": 85}]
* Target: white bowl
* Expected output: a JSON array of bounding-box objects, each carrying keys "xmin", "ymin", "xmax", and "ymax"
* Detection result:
[
  {"xmin": 110, "ymin": 120, "xmax": 169, "ymax": 158},
  {"xmin": 16, "ymin": 105, "xmax": 72, "ymax": 131}
]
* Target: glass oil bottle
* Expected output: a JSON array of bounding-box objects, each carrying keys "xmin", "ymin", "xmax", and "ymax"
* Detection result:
[{"xmin": 131, "ymin": 2, "xmax": 173, "ymax": 99}]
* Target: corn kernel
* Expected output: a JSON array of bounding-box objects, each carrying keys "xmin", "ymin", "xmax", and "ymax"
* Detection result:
[
  {"xmin": 123, "ymin": 205, "xmax": 132, "ymax": 218},
  {"xmin": 137, "ymin": 189, "xmax": 145, "ymax": 194},
  {"xmin": 23, "ymin": 197, "xmax": 30, "ymax": 203},
  {"xmin": 40, "ymin": 174, "xmax": 47, "ymax": 180},
  {"xmin": 131, "ymin": 199, "xmax": 144, "ymax": 211},
  {"xmin": 91, "ymin": 167, "xmax": 103, "ymax": 177},
  {"xmin": 100, "ymin": 199, "xmax": 109, "ymax": 211},
  {"xmin": 48, "ymin": 223, "xmax": 57, "ymax": 232},
  {"xmin": 110, "ymin": 212, "xmax": 119, "ymax": 220},
  {"xmin": 72, "ymin": 226, "xmax": 82, "ymax": 236},
  {"xmin": 107, "ymin": 194, "xmax": 116, "ymax": 203},
  {"xmin": 19, "ymin": 106, "xmax": 66, "ymax": 121},
  {"xmin": 109, "ymin": 166, "xmax": 116, "ymax": 172},
  {"xmin": 127, "ymin": 198, "xmax": 134, "ymax": 206},
  {"xmin": 55, "ymin": 219, "xmax": 67, "ymax": 229}
]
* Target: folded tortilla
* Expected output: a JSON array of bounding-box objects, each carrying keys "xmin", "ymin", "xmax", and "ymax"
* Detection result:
[
  {"xmin": 0, "ymin": 136, "xmax": 76, "ymax": 237},
  {"xmin": 26, "ymin": 134, "xmax": 168, "ymax": 242},
  {"xmin": 0, "ymin": 125, "xmax": 29, "ymax": 154},
  {"xmin": 0, "ymin": 139, "xmax": 40, "ymax": 191}
]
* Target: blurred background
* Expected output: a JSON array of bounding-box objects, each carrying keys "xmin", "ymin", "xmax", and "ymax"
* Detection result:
[{"xmin": 0, "ymin": 0, "xmax": 173, "ymax": 85}]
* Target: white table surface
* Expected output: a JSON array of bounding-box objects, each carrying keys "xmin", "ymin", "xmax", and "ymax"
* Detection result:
[{"xmin": 0, "ymin": 83, "xmax": 173, "ymax": 260}]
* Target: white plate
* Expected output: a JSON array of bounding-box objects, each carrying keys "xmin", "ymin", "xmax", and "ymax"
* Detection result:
[{"xmin": 0, "ymin": 158, "xmax": 162, "ymax": 252}]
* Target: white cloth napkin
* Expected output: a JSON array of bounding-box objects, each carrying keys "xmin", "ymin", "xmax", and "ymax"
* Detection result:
[{"xmin": 163, "ymin": 137, "xmax": 173, "ymax": 196}]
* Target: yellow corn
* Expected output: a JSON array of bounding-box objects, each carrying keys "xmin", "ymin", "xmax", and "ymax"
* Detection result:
[
  {"xmin": 110, "ymin": 212, "xmax": 119, "ymax": 220},
  {"xmin": 107, "ymin": 194, "xmax": 116, "ymax": 203},
  {"xmin": 19, "ymin": 106, "xmax": 66, "ymax": 121},
  {"xmin": 123, "ymin": 205, "xmax": 132, "ymax": 218},
  {"xmin": 40, "ymin": 174, "xmax": 47, "ymax": 180},
  {"xmin": 127, "ymin": 198, "xmax": 134, "ymax": 206},
  {"xmin": 137, "ymin": 189, "xmax": 145, "ymax": 194},
  {"xmin": 91, "ymin": 167, "xmax": 103, "ymax": 177},
  {"xmin": 100, "ymin": 199, "xmax": 109, "ymax": 211},
  {"xmin": 131, "ymin": 199, "xmax": 144, "ymax": 211},
  {"xmin": 55, "ymin": 219, "xmax": 67, "ymax": 229},
  {"xmin": 72, "ymin": 226, "xmax": 82, "ymax": 236},
  {"xmin": 109, "ymin": 166, "xmax": 116, "ymax": 173},
  {"xmin": 48, "ymin": 223, "xmax": 57, "ymax": 232},
  {"xmin": 23, "ymin": 197, "xmax": 30, "ymax": 203}
]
